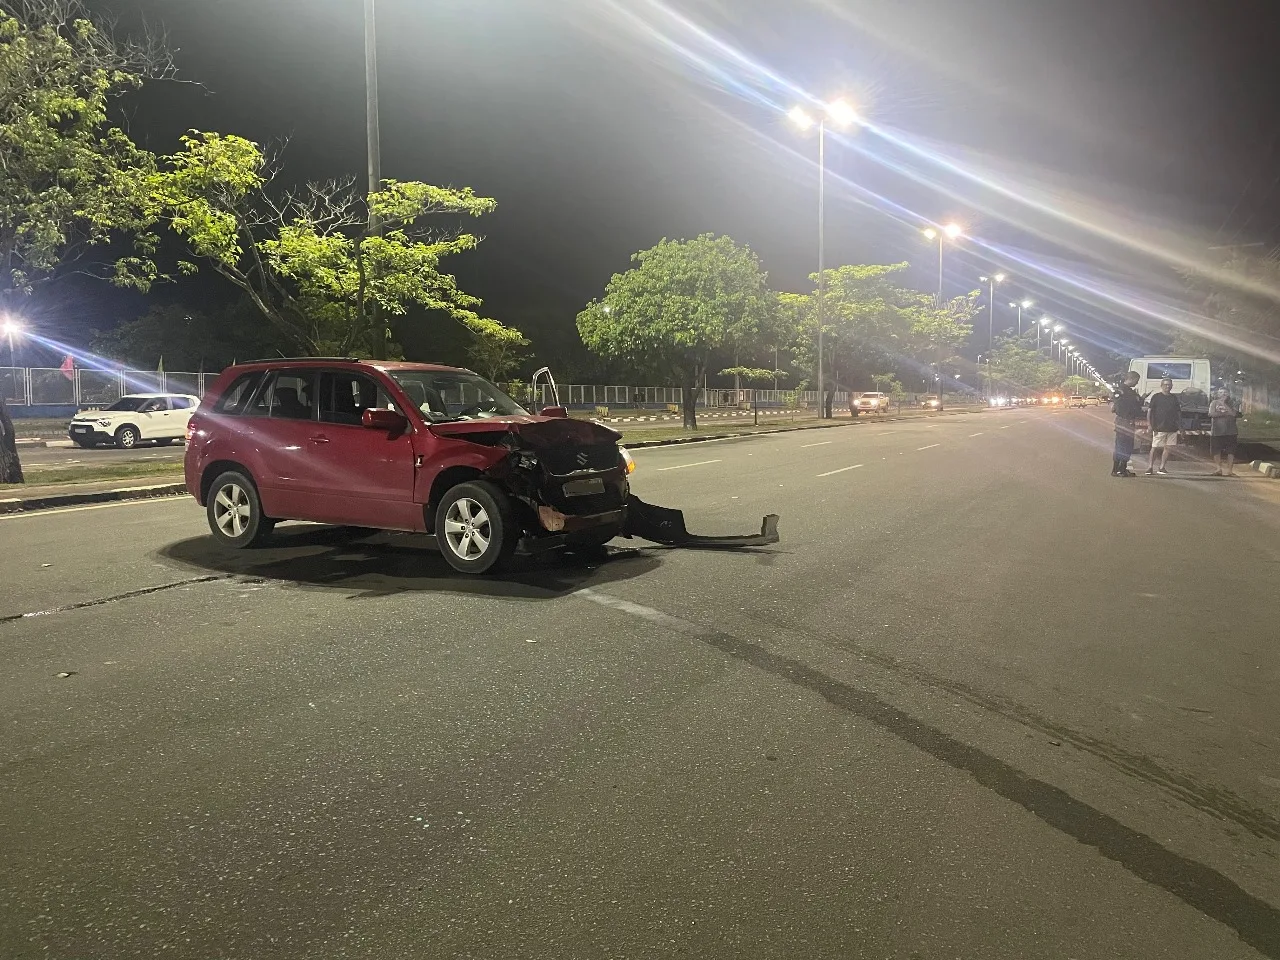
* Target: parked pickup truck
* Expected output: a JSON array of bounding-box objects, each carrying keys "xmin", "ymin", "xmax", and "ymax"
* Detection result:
[{"xmin": 1127, "ymin": 356, "xmax": 1213, "ymax": 432}]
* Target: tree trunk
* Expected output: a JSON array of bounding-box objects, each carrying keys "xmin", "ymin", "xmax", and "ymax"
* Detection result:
[
  {"xmin": 681, "ymin": 379, "xmax": 699, "ymax": 430},
  {"xmin": 0, "ymin": 396, "xmax": 24, "ymax": 485}
]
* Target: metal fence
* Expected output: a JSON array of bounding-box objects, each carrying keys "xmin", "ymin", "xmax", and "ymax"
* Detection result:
[
  {"xmin": 0, "ymin": 367, "xmax": 852, "ymax": 412},
  {"xmin": 2, "ymin": 368, "xmax": 215, "ymax": 408}
]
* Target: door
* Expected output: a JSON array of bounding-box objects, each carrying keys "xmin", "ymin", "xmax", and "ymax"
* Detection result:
[
  {"xmin": 304, "ymin": 369, "xmax": 418, "ymax": 530},
  {"xmin": 242, "ymin": 370, "xmax": 321, "ymax": 519},
  {"xmin": 135, "ymin": 397, "xmax": 168, "ymax": 439},
  {"xmin": 166, "ymin": 396, "xmax": 196, "ymax": 438}
]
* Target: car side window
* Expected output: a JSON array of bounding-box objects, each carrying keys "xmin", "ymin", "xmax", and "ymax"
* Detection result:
[
  {"xmin": 215, "ymin": 372, "xmax": 265, "ymax": 416},
  {"xmin": 170, "ymin": 397, "xmax": 194, "ymax": 410},
  {"xmin": 267, "ymin": 372, "xmax": 317, "ymax": 421},
  {"xmin": 140, "ymin": 398, "xmax": 166, "ymax": 414},
  {"xmin": 318, "ymin": 371, "xmax": 398, "ymax": 425}
]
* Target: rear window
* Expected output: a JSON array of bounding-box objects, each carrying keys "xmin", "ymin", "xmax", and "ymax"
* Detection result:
[
  {"xmin": 213, "ymin": 372, "xmax": 266, "ymax": 415},
  {"xmin": 1146, "ymin": 362, "xmax": 1193, "ymax": 381}
]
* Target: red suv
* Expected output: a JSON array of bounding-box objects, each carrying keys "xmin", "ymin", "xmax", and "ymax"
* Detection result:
[{"xmin": 185, "ymin": 360, "xmax": 636, "ymax": 573}]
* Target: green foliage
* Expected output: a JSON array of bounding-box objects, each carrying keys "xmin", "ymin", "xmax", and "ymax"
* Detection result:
[
  {"xmin": 987, "ymin": 335, "xmax": 1071, "ymax": 392},
  {"xmin": 872, "ymin": 373, "xmax": 906, "ymax": 399},
  {"xmin": 0, "ymin": 0, "xmax": 164, "ymax": 295},
  {"xmin": 719, "ymin": 366, "xmax": 783, "ymax": 384},
  {"xmin": 577, "ymin": 234, "xmax": 774, "ymax": 427},
  {"xmin": 1063, "ymin": 374, "xmax": 1092, "ymax": 394},
  {"xmin": 1181, "ymin": 252, "xmax": 1280, "ymax": 383},
  {"xmin": 91, "ymin": 300, "xmax": 291, "ymax": 370},
  {"xmin": 147, "ymin": 131, "xmax": 519, "ymax": 357},
  {"xmin": 466, "ymin": 328, "xmax": 530, "ymax": 382}
]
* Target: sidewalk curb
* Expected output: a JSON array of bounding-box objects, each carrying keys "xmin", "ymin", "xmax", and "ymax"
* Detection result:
[
  {"xmin": 625, "ymin": 409, "xmax": 982, "ymax": 449},
  {"xmin": 15, "ymin": 438, "xmax": 48, "ymax": 448},
  {"xmin": 1248, "ymin": 460, "xmax": 1280, "ymax": 478},
  {"xmin": 0, "ymin": 481, "xmax": 187, "ymax": 515}
]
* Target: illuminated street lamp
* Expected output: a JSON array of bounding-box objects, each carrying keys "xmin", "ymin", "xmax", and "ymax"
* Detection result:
[
  {"xmin": 923, "ymin": 223, "xmax": 963, "ymax": 301},
  {"xmin": 790, "ymin": 97, "xmax": 859, "ymax": 418},
  {"xmin": 979, "ymin": 272, "xmax": 1006, "ymax": 349},
  {"xmin": 1009, "ymin": 298, "xmax": 1033, "ymax": 337},
  {"xmin": 1, "ymin": 317, "xmax": 22, "ymax": 368}
]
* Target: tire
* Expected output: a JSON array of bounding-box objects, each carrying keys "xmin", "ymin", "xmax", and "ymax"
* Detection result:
[
  {"xmin": 115, "ymin": 425, "xmax": 141, "ymax": 449},
  {"xmin": 206, "ymin": 470, "xmax": 274, "ymax": 548},
  {"xmin": 73, "ymin": 439, "xmax": 96, "ymax": 449},
  {"xmin": 434, "ymin": 480, "xmax": 517, "ymax": 574}
]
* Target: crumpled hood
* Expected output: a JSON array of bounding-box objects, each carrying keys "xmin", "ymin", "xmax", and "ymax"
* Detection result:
[{"xmin": 429, "ymin": 416, "xmax": 621, "ymax": 447}]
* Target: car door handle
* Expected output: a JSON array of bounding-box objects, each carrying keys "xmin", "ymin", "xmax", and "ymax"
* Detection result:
[{"xmin": 309, "ymin": 435, "xmax": 330, "ymax": 444}]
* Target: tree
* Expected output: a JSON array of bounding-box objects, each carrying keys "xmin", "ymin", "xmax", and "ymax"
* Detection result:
[
  {"xmin": 1063, "ymin": 374, "xmax": 1091, "ymax": 394},
  {"xmin": 145, "ymin": 132, "xmax": 522, "ymax": 359},
  {"xmin": 987, "ymin": 334, "xmax": 1069, "ymax": 394},
  {"xmin": 576, "ymin": 234, "xmax": 774, "ymax": 429},
  {"xmin": 901, "ymin": 292, "xmax": 978, "ymax": 397},
  {"xmin": 1180, "ymin": 251, "xmax": 1280, "ymax": 384},
  {"xmin": 91, "ymin": 300, "xmax": 292, "ymax": 371},
  {"xmin": 0, "ymin": 0, "xmax": 171, "ymax": 483},
  {"xmin": 466, "ymin": 328, "xmax": 530, "ymax": 382}
]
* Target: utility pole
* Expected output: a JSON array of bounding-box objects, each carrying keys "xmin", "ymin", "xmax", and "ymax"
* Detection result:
[
  {"xmin": 816, "ymin": 118, "xmax": 826, "ymax": 418},
  {"xmin": 365, "ymin": 0, "xmax": 386, "ymax": 360}
]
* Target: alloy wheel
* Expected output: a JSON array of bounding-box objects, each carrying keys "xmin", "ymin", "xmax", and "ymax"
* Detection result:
[{"xmin": 443, "ymin": 497, "xmax": 492, "ymax": 561}]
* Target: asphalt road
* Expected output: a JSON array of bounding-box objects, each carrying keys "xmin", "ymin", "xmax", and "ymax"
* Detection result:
[{"xmin": 3, "ymin": 407, "xmax": 1280, "ymax": 959}]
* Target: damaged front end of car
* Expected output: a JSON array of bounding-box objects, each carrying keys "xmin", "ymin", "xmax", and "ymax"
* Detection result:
[{"xmin": 432, "ymin": 417, "xmax": 780, "ymax": 555}]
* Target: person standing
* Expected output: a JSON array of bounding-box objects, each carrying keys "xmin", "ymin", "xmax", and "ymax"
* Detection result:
[
  {"xmin": 1145, "ymin": 378, "xmax": 1182, "ymax": 475},
  {"xmin": 1111, "ymin": 371, "xmax": 1144, "ymax": 477},
  {"xmin": 1209, "ymin": 388, "xmax": 1240, "ymax": 476}
]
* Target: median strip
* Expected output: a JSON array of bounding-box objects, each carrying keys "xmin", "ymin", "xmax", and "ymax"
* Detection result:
[{"xmin": 817, "ymin": 464, "xmax": 863, "ymax": 477}]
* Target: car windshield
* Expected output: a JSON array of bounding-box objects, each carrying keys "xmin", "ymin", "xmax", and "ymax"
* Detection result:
[
  {"xmin": 104, "ymin": 397, "xmax": 151, "ymax": 412},
  {"xmin": 387, "ymin": 369, "xmax": 528, "ymax": 422}
]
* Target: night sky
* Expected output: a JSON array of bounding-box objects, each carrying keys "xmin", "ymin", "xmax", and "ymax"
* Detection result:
[{"xmin": 66, "ymin": 0, "xmax": 1280, "ymax": 373}]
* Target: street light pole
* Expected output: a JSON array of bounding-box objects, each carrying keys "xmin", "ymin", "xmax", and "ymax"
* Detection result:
[
  {"xmin": 364, "ymin": 0, "xmax": 386, "ymax": 360},
  {"xmin": 980, "ymin": 273, "xmax": 1004, "ymax": 350},
  {"xmin": 816, "ymin": 116, "xmax": 826, "ymax": 417}
]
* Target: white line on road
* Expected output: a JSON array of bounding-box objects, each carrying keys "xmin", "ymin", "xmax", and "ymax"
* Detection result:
[
  {"xmin": 801, "ymin": 441, "xmax": 832, "ymax": 448},
  {"xmin": 0, "ymin": 496, "xmax": 186, "ymax": 521},
  {"xmin": 816, "ymin": 464, "xmax": 864, "ymax": 477},
  {"xmin": 917, "ymin": 444, "xmax": 940, "ymax": 451},
  {"xmin": 969, "ymin": 432, "xmax": 984, "ymax": 437},
  {"xmin": 1001, "ymin": 425, "xmax": 1011, "ymax": 429},
  {"xmin": 656, "ymin": 459, "xmax": 722, "ymax": 472}
]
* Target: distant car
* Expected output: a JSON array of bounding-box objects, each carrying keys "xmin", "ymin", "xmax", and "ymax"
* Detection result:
[
  {"xmin": 920, "ymin": 397, "xmax": 943, "ymax": 411},
  {"xmin": 852, "ymin": 391, "xmax": 890, "ymax": 415},
  {"xmin": 1068, "ymin": 395, "xmax": 1086, "ymax": 408},
  {"xmin": 67, "ymin": 393, "xmax": 200, "ymax": 449}
]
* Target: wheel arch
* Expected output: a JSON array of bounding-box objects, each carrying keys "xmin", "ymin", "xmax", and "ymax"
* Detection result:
[
  {"xmin": 425, "ymin": 465, "xmax": 485, "ymax": 527},
  {"xmin": 199, "ymin": 460, "xmax": 257, "ymax": 507}
]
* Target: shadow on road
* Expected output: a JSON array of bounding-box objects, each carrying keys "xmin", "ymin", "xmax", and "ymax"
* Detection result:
[{"xmin": 159, "ymin": 525, "xmax": 660, "ymax": 601}]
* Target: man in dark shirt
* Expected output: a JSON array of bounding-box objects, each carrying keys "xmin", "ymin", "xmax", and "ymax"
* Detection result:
[
  {"xmin": 1111, "ymin": 371, "xmax": 1144, "ymax": 477},
  {"xmin": 1145, "ymin": 378, "xmax": 1182, "ymax": 475}
]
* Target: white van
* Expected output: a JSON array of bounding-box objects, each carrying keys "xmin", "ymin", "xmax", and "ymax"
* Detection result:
[{"xmin": 1126, "ymin": 357, "xmax": 1212, "ymax": 430}]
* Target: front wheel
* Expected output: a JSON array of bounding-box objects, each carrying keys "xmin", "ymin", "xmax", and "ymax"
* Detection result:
[
  {"xmin": 206, "ymin": 470, "xmax": 274, "ymax": 548},
  {"xmin": 435, "ymin": 481, "xmax": 517, "ymax": 574},
  {"xmin": 115, "ymin": 425, "xmax": 140, "ymax": 449}
]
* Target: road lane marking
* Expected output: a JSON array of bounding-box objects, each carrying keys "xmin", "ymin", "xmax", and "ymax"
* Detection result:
[
  {"xmin": 816, "ymin": 464, "xmax": 863, "ymax": 477},
  {"xmin": 969, "ymin": 432, "xmax": 984, "ymax": 437},
  {"xmin": 801, "ymin": 441, "xmax": 832, "ymax": 448},
  {"xmin": 1001, "ymin": 425, "xmax": 1011, "ymax": 429},
  {"xmin": 917, "ymin": 444, "xmax": 940, "ymax": 450},
  {"xmin": 0, "ymin": 496, "xmax": 187, "ymax": 520},
  {"xmin": 656, "ymin": 459, "xmax": 722, "ymax": 472}
]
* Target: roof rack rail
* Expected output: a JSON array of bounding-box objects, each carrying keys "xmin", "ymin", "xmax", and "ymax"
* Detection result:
[{"xmin": 239, "ymin": 357, "xmax": 362, "ymax": 364}]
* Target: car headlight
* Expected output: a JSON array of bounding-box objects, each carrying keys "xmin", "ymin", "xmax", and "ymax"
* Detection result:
[{"xmin": 619, "ymin": 447, "xmax": 636, "ymax": 475}]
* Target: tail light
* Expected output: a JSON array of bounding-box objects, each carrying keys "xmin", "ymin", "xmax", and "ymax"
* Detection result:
[{"xmin": 185, "ymin": 415, "xmax": 200, "ymax": 443}]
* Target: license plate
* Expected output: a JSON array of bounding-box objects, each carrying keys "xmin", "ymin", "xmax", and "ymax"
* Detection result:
[
  {"xmin": 71, "ymin": 425, "xmax": 89, "ymax": 433},
  {"xmin": 562, "ymin": 478, "xmax": 605, "ymax": 497}
]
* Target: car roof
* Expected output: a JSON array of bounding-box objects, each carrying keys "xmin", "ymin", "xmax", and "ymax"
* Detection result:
[{"xmin": 228, "ymin": 358, "xmax": 468, "ymax": 374}]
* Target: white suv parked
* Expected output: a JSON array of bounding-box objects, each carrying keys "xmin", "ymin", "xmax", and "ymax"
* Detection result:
[{"xmin": 67, "ymin": 393, "xmax": 200, "ymax": 449}]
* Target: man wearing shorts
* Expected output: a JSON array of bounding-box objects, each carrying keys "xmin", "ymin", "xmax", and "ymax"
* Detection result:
[
  {"xmin": 1145, "ymin": 378, "xmax": 1181, "ymax": 475},
  {"xmin": 1209, "ymin": 388, "xmax": 1240, "ymax": 476}
]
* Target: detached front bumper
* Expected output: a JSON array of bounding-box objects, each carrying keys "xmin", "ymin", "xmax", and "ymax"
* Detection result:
[{"xmin": 621, "ymin": 495, "xmax": 779, "ymax": 548}]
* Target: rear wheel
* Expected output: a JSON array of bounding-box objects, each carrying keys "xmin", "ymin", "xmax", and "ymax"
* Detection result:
[
  {"xmin": 115, "ymin": 425, "xmax": 140, "ymax": 449},
  {"xmin": 435, "ymin": 481, "xmax": 517, "ymax": 574},
  {"xmin": 206, "ymin": 470, "xmax": 274, "ymax": 548}
]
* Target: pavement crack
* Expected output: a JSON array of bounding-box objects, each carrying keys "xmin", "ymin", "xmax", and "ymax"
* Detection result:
[
  {"xmin": 1, "ymin": 575, "xmax": 239, "ymax": 624},
  {"xmin": 578, "ymin": 589, "xmax": 1280, "ymax": 956}
]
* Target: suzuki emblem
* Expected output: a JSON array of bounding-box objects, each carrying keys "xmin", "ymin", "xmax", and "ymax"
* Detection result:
[{"xmin": 575, "ymin": 451, "xmax": 589, "ymax": 467}]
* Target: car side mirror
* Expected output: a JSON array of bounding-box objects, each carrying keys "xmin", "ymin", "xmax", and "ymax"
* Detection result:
[
  {"xmin": 362, "ymin": 408, "xmax": 407, "ymax": 433},
  {"xmin": 540, "ymin": 405, "xmax": 569, "ymax": 419}
]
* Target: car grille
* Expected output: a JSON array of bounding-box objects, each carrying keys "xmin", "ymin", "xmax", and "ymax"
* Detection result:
[{"xmin": 540, "ymin": 442, "xmax": 619, "ymax": 475}]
